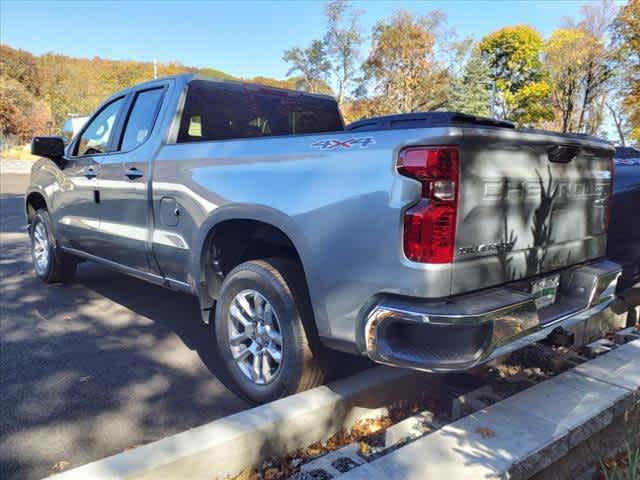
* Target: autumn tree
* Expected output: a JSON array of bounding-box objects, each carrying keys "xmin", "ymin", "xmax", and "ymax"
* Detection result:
[
  {"xmin": 0, "ymin": 45, "xmax": 41, "ymax": 96},
  {"xmin": 38, "ymin": 53, "xmax": 101, "ymax": 127},
  {"xmin": 447, "ymin": 51, "xmax": 492, "ymax": 116},
  {"xmin": 363, "ymin": 10, "xmax": 450, "ymax": 115},
  {"xmin": 567, "ymin": 2, "xmax": 617, "ymax": 135},
  {"xmin": 35, "ymin": 53, "xmax": 68, "ymax": 126},
  {"xmin": 246, "ymin": 76, "xmax": 297, "ymax": 90},
  {"xmin": 615, "ymin": 0, "xmax": 640, "ymax": 142},
  {"xmin": 283, "ymin": 40, "xmax": 332, "ymax": 94},
  {"xmin": 200, "ymin": 67, "xmax": 238, "ymax": 81},
  {"xmin": 479, "ymin": 25, "xmax": 553, "ymax": 126},
  {"xmin": 0, "ymin": 76, "xmax": 51, "ymax": 142},
  {"xmin": 607, "ymin": 97, "xmax": 632, "ymax": 145},
  {"xmin": 545, "ymin": 28, "xmax": 597, "ymax": 132},
  {"xmin": 340, "ymin": 98, "xmax": 377, "ymax": 123},
  {"xmin": 323, "ymin": 0, "xmax": 363, "ymax": 105},
  {"xmin": 1, "ymin": 43, "xmax": 301, "ymax": 137}
]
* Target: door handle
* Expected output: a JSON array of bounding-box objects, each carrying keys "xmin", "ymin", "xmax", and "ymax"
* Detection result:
[
  {"xmin": 125, "ymin": 167, "xmax": 144, "ymax": 180},
  {"xmin": 83, "ymin": 167, "xmax": 97, "ymax": 179}
]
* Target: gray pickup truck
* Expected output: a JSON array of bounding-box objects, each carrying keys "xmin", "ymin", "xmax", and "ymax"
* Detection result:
[{"xmin": 26, "ymin": 74, "xmax": 621, "ymax": 404}]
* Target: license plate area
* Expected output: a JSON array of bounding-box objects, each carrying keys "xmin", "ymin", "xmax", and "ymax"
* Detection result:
[{"xmin": 531, "ymin": 274, "xmax": 560, "ymax": 310}]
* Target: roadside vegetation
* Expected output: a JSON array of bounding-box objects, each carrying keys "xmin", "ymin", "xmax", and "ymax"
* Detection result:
[
  {"xmin": 1, "ymin": 144, "xmax": 38, "ymax": 161},
  {"xmin": 0, "ymin": 0, "xmax": 638, "ymax": 150},
  {"xmin": 601, "ymin": 446, "xmax": 640, "ymax": 480}
]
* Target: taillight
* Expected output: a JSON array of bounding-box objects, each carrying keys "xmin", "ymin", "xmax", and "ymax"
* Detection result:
[{"xmin": 398, "ymin": 147, "xmax": 459, "ymax": 263}]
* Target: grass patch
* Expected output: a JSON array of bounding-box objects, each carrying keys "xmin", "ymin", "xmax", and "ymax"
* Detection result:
[{"xmin": 601, "ymin": 446, "xmax": 640, "ymax": 480}]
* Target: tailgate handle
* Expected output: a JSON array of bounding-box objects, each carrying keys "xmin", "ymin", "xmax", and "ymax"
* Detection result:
[{"xmin": 548, "ymin": 145, "xmax": 579, "ymax": 163}]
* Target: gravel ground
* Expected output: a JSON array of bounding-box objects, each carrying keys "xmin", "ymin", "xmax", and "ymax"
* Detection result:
[{"xmin": 0, "ymin": 174, "xmax": 250, "ymax": 479}]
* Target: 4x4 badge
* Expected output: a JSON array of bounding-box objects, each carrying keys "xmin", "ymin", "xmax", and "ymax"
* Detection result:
[{"xmin": 311, "ymin": 137, "xmax": 375, "ymax": 150}]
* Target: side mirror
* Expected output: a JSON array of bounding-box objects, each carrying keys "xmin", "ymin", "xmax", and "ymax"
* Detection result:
[{"xmin": 31, "ymin": 137, "xmax": 66, "ymax": 167}]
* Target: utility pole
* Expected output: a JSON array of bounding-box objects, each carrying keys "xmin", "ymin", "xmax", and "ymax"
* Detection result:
[{"xmin": 153, "ymin": 59, "xmax": 158, "ymax": 80}]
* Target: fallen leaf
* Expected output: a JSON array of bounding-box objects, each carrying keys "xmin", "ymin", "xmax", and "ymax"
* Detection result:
[
  {"xmin": 227, "ymin": 466, "xmax": 253, "ymax": 480},
  {"xmin": 52, "ymin": 460, "xmax": 71, "ymax": 472},
  {"xmin": 476, "ymin": 427, "xmax": 495, "ymax": 438},
  {"xmin": 359, "ymin": 441, "xmax": 369, "ymax": 454},
  {"xmin": 263, "ymin": 468, "xmax": 279, "ymax": 480},
  {"xmin": 303, "ymin": 442, "xmax": 323, "ymax": 457}
]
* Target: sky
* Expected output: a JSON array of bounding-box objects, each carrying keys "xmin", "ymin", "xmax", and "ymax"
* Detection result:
[{"xmin": 0, "ymin": 0, "xmax": 621, "ymax": 80}]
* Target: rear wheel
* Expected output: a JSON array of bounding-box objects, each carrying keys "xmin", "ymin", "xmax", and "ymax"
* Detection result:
[
  {"xmin": 29, "ymin": 209, "xmax": 77, "ymax": 283},
  {"xmin": 215, "ymin": 258, "xmax": 325, "ymax": 404}
]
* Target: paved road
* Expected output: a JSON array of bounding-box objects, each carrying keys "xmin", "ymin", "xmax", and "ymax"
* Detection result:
[{"xmin": 0, "ymin": 174, "xmax": 251, "ymax": 479}]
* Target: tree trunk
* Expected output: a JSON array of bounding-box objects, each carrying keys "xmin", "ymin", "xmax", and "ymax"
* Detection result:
[
  {"xmin": 578, "ymin": 64, "xmax": 595, "ymax": 132},
  {"xmin": 608, "ymin": 103, "xmax": 626, "ymax": 147}
]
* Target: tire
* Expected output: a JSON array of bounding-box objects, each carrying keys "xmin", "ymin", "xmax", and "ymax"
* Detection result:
[
  {"xmin": 215, "ymin": 258, "xmax": 326, "ymax": 404},
  {"xmin": 29, "ymin": 209, "xmax": 77, "ymax": 283}
]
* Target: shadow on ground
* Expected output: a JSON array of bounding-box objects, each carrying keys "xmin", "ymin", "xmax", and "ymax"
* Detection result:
[
  {"xmin": 0, "ymin": 176, "xmax": 368, "ymax": 480},
  {"xmin": 1, "ymin": 185, "xmax": 248, "ymax": 480}
]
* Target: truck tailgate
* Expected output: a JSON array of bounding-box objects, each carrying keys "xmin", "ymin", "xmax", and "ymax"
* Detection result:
[{"xmin": 452, "ymin": 128, "xmax": 614, "ymax": 295}]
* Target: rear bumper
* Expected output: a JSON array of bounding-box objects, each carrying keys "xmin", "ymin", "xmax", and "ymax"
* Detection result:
[{"xmin": 364, "ymin": 259, "xmax": 621, "ymax": 372}]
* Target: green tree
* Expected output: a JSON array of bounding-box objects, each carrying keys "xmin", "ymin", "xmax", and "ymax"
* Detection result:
[
  {"xmin": 324, "ymin": 0, "xmax": 363, "ymax": 105},
  {"xmin": 283, "ymin": 40, "xmax": 332, "ymax": 94},
  {"xmin": 363, "ymin": 10, "xmax": 449, "ymax": 115},
  {"xmin": 447, "ymin": 52, "xmax": 492, "ymax": 116},
  {"xmin": 479, "ymin": 25, "xmax": 553, "ymax": 126}
]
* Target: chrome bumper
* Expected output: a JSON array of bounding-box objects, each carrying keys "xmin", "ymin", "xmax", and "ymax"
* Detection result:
[{"xmin": 364, "ymin": 259, "xmax": 621, "ymax": 372}]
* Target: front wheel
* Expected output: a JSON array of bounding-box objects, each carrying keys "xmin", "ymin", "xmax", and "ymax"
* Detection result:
[
  {"xmin": 29, "ymin": 209, "xmax": 77, "ymax": 283},
  {"xmin": 215, "ymin": 258, "xmax": 326, "ymax": 404}
]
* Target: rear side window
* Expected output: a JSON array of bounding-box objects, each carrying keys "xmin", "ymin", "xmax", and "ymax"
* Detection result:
[
  {"xmin": 177, "ymin": 80, "xmax": 343, "ymax": 143},
  {"xmin": 120, "ymin": 88, "xmax": 164, "ymax": 151}
]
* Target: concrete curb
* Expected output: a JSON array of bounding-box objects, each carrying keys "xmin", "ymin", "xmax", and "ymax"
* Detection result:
[
  {"xmin": 47, "ymin": 366, "xmax": 436, "ymax": 480},
  {"xmin": 337, "ymin": 339, "xmax": 640, "ymax": 480},
  {"xmin": 45, "ymin": 342, "xmax": 639, "ymax": 480}
]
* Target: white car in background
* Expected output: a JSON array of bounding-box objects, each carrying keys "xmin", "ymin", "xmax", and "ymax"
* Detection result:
[{"xmin": 61, "ymin": 116, "xmax": 89, "ymax": 143}]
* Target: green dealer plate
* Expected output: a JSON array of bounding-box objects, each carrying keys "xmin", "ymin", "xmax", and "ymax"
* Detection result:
[{"xmin": 531, "ymin": 274, "xmax": 560, "ymax": 310}]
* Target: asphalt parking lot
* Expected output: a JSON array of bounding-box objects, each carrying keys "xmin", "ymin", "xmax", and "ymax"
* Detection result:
[
  {"xmin": 3, "ymin": 169, "xmax": 635, "ymax": 480},
  {"xmin": 0, "ymin": 174, "xmax": 250, "ymax": 479}
]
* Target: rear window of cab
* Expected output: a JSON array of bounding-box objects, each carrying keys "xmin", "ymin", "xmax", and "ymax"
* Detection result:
[{"xmin": 176, "ymin": 80, "xmax": 343, "ymax": 143}]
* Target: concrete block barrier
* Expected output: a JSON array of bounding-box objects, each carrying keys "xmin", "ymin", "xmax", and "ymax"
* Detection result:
[
  {"xmin": 336, "ymin": 340, "xmax": 640, "ymax": 480},
  {"xmin": 47, "ymin": 366, "xmax": 435, "ymax": 480}
]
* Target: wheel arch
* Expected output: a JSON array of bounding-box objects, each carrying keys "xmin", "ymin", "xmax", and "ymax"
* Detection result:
[
  {"xmin": 25, "ymin": 189, "xmax": 48, "ymax": 224},
  {"xmin": 192, "ymin": 205, "xmax": 316, "ymax": 323}
]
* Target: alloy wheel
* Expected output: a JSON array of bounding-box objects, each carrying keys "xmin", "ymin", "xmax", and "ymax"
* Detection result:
[
  {"xmin": 227, "ymin": 289, "xmax": 284, "ymax": 385},
  {"xmin": 33, "ymin": 222, "xmax": 50, "ymax": 275}
]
